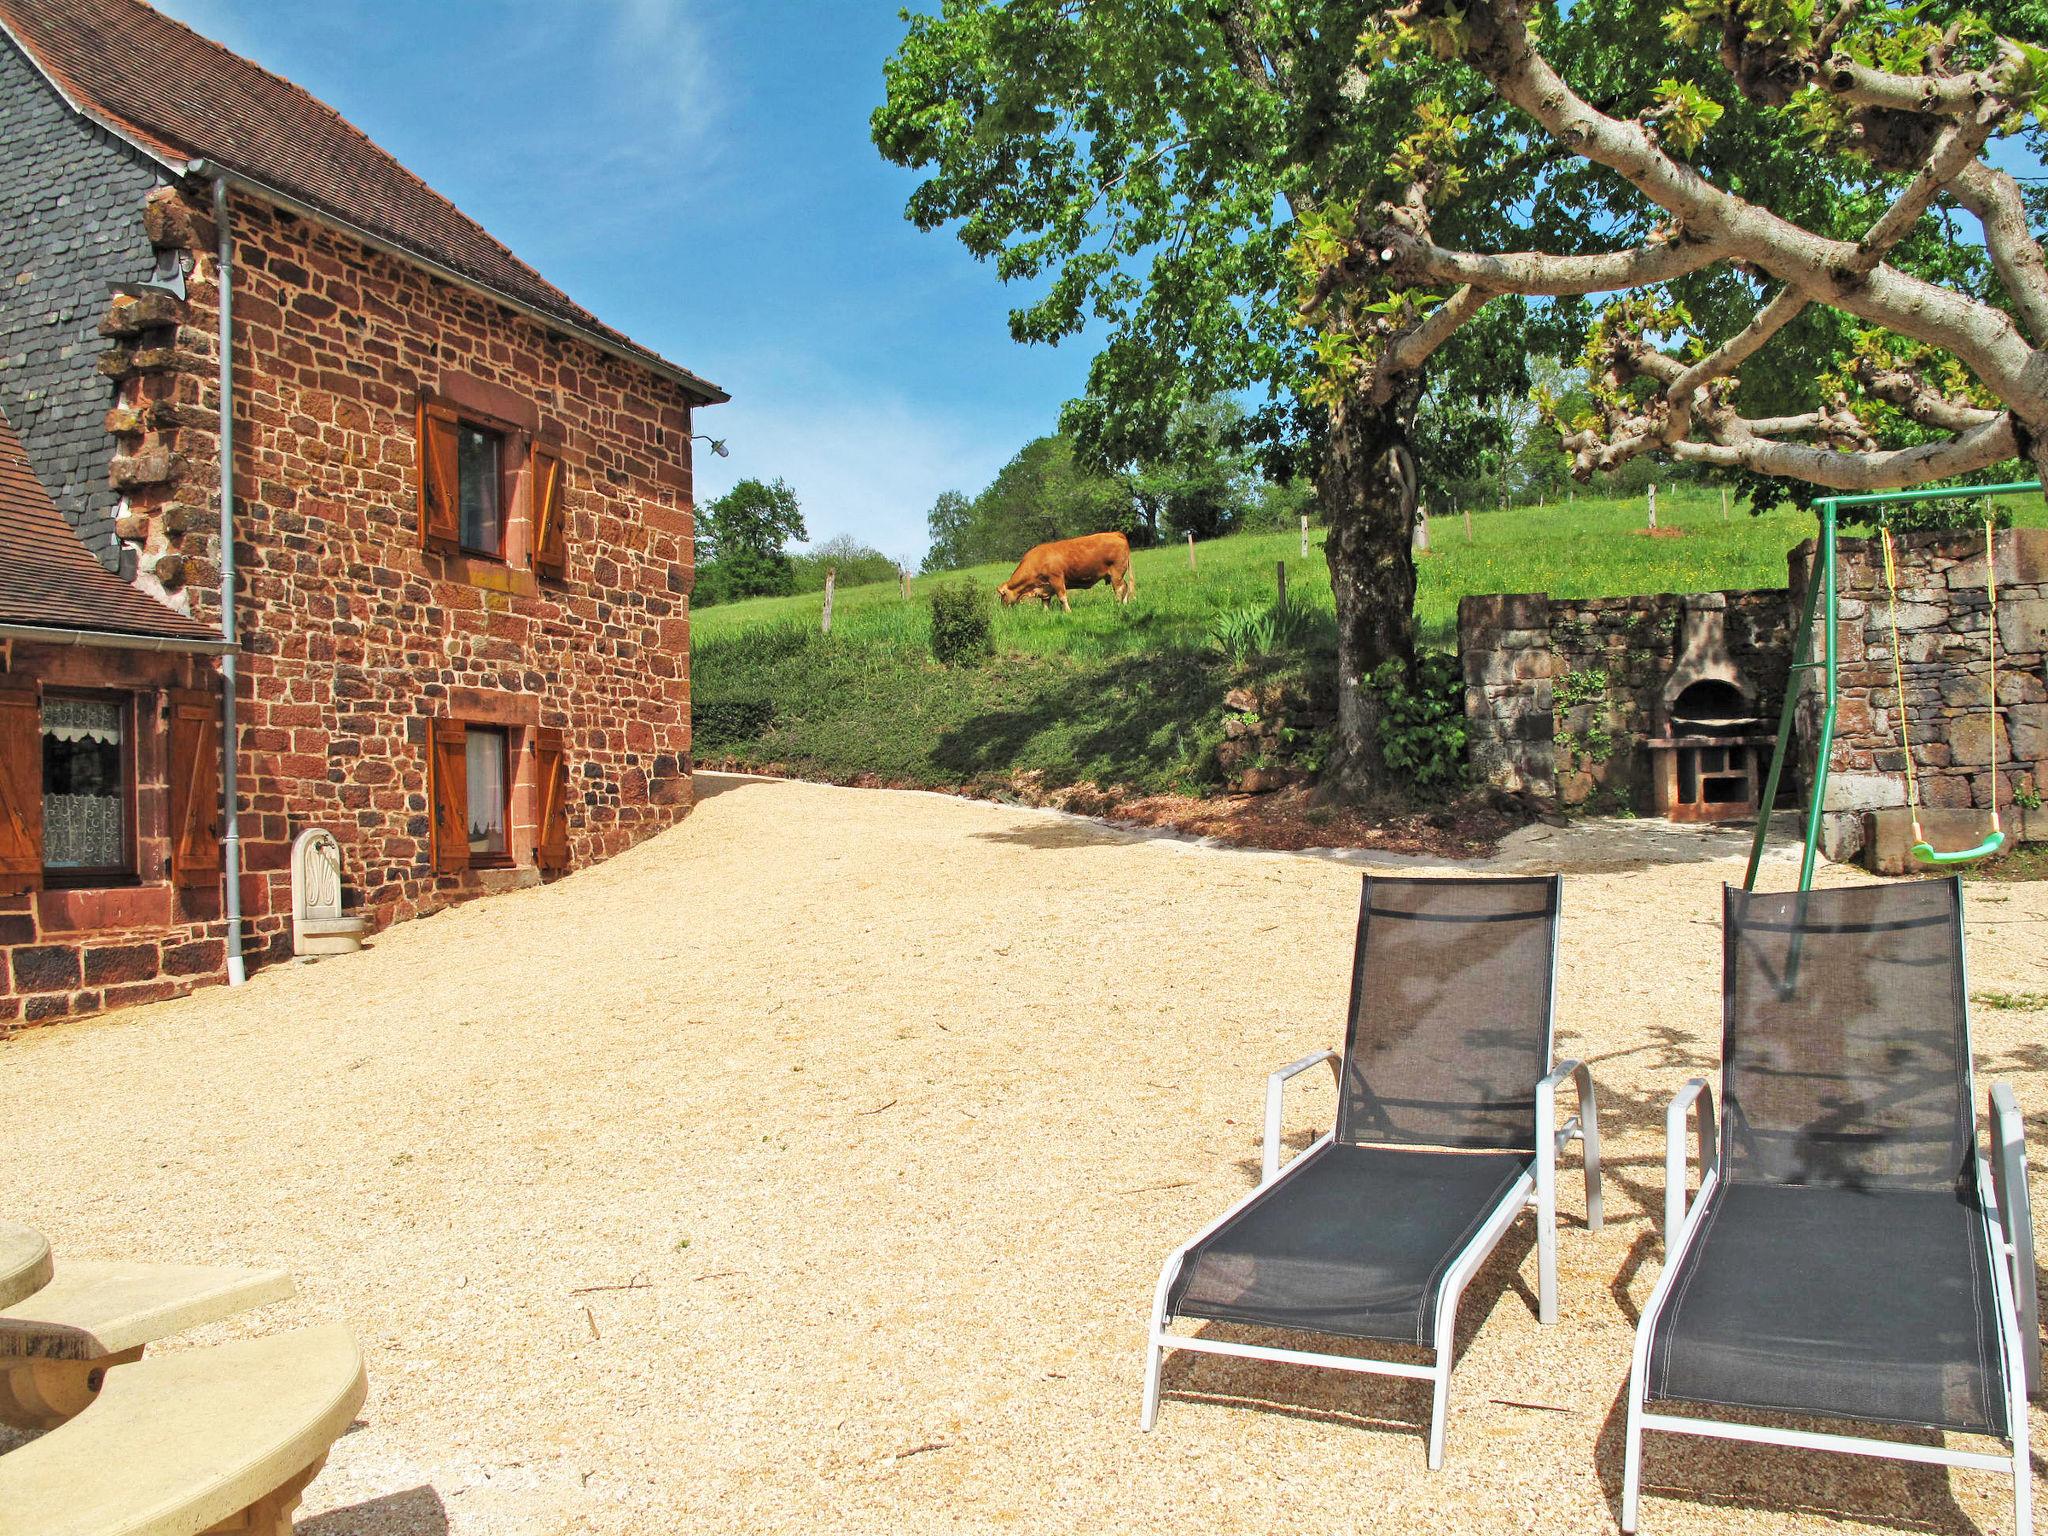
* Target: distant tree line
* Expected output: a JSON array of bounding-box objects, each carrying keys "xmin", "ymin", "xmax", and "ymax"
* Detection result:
[
  {"xmin": 922, "ymin": 396, "xmax": 1314, "ymax": 573},
  {"xmin": 694, "ymin": 478, "xmax": 902, "ymax": 607}
]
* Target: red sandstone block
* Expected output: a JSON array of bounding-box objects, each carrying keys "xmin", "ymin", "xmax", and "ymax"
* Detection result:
[
  {"xmin": 101, "ymin": 979, "xmax": 185, "ymax": 1010},
  {"xmin": 11, "ymin": 945, "xmax": 81, "ymax": 994},
  {"xmin": 0, "ymin": 914, "xmax": 33, "ymax": 946},
  {"xmin": 164, "ymin": 939, "xmax": 227, "ymax": 976},
  {"xmin": 83, "ymin": 943, "xmax": 161, "ymax": 987},
  {"xmin": 37, "ymin": 884, "xmax": 176, "ymax": 934},
  {"xmin": 22, "ymin": 995, "xmax": 71, "ymax": 1024}
]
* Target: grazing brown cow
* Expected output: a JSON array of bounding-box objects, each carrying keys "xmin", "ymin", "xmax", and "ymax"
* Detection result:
[{"xmin": 997, "ymin": 532, "xmax": 1135, "ymax": 611}]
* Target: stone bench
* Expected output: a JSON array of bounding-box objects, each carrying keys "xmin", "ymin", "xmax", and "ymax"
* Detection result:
[
  {"xmin": 0, "ymin": 1224, "xmax": 52, "ymax": 1311},
  {"xmin": 0, "ymin": 1323, "xmax": 365, "ymax": 1536},
  {"xmin": 0, "ymin": 1259, "xmax": 293, "ymax": 1429}
]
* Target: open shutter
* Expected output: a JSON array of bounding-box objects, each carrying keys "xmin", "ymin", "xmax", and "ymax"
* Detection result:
[
  {"xmin": 429, "ymin": 719, "xmax": 468, "ymax": 874},
  {"xmin": 167, "ymin": 688, "xmax": 223, "ymax": 889},
  {"xmin": 534, "ymin": 727, "xmax": 569, "ymax": 871},
  {"xmin": 531, "ymin": 445, "xmax": 566, "ymax": 578},
  {"xmin": 416, "ymin": 395, "xmax": 461, "ymax": 553},
  {"xmin": 0, "ymin": 679, "xmax": 42, "ymax": 894}
]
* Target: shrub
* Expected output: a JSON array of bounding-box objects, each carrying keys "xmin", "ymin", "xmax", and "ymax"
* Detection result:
[
  {"xmin": 692, "ymin": 695, "xmax": 777, "ymax": 747},
  {"xmin": 929, "ymin": 580, "xmax": 993, "ymax": 666},
  {"xmin": 1370, "ymin": 651, "xmax": 1468, "ymax": 794},
  {"xmin": 1206, "ymin": 601, "xmax": 1326, "ymax": 661}
]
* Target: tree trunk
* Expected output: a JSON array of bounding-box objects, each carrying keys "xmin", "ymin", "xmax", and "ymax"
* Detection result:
[{"xmin": 1318, "ymin": 377, "xmax": 1423, "ymax": 801}]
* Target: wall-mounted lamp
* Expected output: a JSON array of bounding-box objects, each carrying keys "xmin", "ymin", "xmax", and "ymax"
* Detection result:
[{"xmin": 691, "ymin": 433, "xmax": 730, "ymax": 459}]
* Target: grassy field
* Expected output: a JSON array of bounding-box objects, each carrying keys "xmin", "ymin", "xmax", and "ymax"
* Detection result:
[{"xmin": 691, "ymin": 485, "xmax": 2046, "ymax": 795}]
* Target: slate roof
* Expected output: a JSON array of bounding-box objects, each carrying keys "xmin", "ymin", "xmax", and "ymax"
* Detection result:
[
  {"xmin": 0, "ymin": 0, "xmax": 725, "ymax": 403},
  {"xmin": 0, "ymin": 408, "xmax": 222, "ymax": 644}
]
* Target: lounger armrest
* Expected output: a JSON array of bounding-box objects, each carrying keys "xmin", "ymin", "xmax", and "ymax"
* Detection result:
[
  {"xmin": 1536, "ymin": 1059, "xmax": 1603, "ymax": 1232},
  {"xmin": 1664, "ymin": 1078, "xmax": 1717, "ymax": 1251},
  {"xmin": 1989, "ymin": 1084, "xmax": 2042, "ymax": 1400},
  {"xmin": 1263, "ymin": 1050, "xmax": 1340, "ymax": 1184}
]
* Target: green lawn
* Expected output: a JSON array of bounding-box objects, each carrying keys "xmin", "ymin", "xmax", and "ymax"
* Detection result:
[{"xmin": 690, "ymin": 485, "xmax": 2045, "ymax": 795}]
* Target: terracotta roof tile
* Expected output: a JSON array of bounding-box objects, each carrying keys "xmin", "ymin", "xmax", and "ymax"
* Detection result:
[
  {"xmin": 0, "ymin": 0, "xmax": 724, "ymax": 402},
  {"xmin": 0, "ymin": 409, "xmax": 220, "ymax": 643}
]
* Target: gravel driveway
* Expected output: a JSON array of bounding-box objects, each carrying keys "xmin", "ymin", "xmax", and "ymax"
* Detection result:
[{"xmin": 1, "ymin": 775, "xmax": 2043, "ymax": 1534}]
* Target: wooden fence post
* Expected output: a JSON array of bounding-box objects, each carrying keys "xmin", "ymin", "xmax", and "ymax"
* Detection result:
[
  {"xmin": 1646, "ymin": 484, "xmax": 1658, "ymax": 531},
  {"xmin": 821, "ymin": 565, "xmax": 836, "ymax": 635},
  {"xmin": 1299, "ymin": 513, "xmax": 1309, "ymax": 557},
  {"xmin": 1412, "ymin": 505, "xmax": 1430, "ymax": 555},
  {"xmin": 1275, "ymin": 560, "xmax": 1287, "ymax": 609},
  {"xmin": 1186, "ymin": 531, "xmax": 1197, "ymax": 572},
  {"xmin": 1463, "ymin": 508, "xmax": 1473, "ymax": 543},
  {"xmin": 900, "ymin": 565, "xmax": 910, "ymax": 600},
  {"xmin": 1720, "ymin": 487, "xmax": 1729, "ymax": 522}
]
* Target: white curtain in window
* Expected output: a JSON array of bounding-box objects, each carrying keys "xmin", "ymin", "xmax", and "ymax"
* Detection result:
[
  {"xmin": 465, "ymin": 730, "xmax": 508, "ymax": 852},
  {"xmin": 41, "ymin": 696, "xmax": 123, "ymax": 744}
]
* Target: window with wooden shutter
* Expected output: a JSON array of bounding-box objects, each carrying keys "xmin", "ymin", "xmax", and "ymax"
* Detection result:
[
  {"xmin": 417, "ymin": 395, "xmax": 461, "ymax": 554},
  {"xmin": 167, "ymin": 688, "xmax": 223, "ymax": 890},
  {"xmin": 0, "ymin": 679, "xmax": 42, "ymax": 894},
  {"xmin": 428, "ymin": 718, "xmax": 469, "ymax": 874},
  {"xmin": 535, "ymin": 727, "xmax": 569, "ymax": 871},
  {"xmin": 531, "ymin": 445, "xmax": 566, "ymax": 578}
]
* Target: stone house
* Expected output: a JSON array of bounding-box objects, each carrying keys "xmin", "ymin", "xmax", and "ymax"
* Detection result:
[{"xmin": 0, "ymin": 0, "xmax": 724, "ymax": 1024}]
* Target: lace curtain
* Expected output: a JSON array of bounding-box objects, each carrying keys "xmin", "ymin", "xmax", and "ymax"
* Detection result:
[{"xmin": 42, "ymin": 697, "xmax": 124, "ymax": 869}]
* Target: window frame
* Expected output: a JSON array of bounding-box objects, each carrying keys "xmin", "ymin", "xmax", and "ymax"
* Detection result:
[
  {"xmin": 40, "ymin": 687, "xmax": 138, "ymax": 889},
  {"xmin": 454, "ymin": 417, "xmax": 512, "ymax": 563},
  {"xmin": 463, "ymin": 723, "xmax": 515, "ymax": 870}
]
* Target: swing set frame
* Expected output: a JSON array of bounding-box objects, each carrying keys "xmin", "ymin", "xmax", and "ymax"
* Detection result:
[{"xmin": 1742, "ymin": 478, "xmax": 2039, "ymax": 893}]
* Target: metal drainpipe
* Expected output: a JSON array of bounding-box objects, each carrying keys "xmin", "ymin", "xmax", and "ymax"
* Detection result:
[{"xmin": 213, "ymin": 177, "xmax": 245, "ymax": 985}]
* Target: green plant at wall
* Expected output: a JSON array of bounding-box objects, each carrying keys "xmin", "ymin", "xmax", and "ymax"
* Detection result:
[
  {"xmin": 2016, "ymin": 775, "xmax": 2044, "ymax": 813},
  {"xmin": 1369, "ymin": 652, "xmax": 1467, "ymax": 794},
  {"xmin": 1554, "ymin": 666, "xmax": 1609, "ymax": 710}
]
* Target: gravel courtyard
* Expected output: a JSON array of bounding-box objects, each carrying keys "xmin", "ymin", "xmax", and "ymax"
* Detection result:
[{"xmin": 2, "ymin": 776, "xmax": 2044, "ymax": 1535}]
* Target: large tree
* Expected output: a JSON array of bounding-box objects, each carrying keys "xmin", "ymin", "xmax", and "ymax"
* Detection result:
[
  {"xmin": 1293, "ymin": 0, "xmax": 2048, "ymax": 492},
  {"xmin": 877, "ymin": 2, "xmax": 1516, "ymax": 797}
]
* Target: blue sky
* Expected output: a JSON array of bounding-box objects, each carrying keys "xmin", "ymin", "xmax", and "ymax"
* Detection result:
[{"xmin": 153, "ymin": 0, "xmax": 1090, "ymax": 565}]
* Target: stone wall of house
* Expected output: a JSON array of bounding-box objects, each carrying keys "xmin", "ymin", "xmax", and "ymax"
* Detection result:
[
  {"xmin": 0, "ymin": 644, "xmax": 229, "ymax": 1026},
  {"xmin": 0, "ymin": 38, "xmax": 162, "ymax": 566},
  {"xmin": 1792, "ymin": 527, "xmax": 2048, "ymax": 865},
  {"xmin": 1461, "ymin": 588, "xmax": 1792, "ymax": 812},
  {"xmin": 3, "ymin": 179, "xmax": 704, "ymax": 1024}
]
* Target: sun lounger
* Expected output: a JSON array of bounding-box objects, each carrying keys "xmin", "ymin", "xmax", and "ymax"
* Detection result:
[
  {"xmin": 1142, "ymin": 873, "xmax": 1601, "ymax": 1467},
  {"xmin": 1622, "ymin": 878, "xmax": 2039, "ymax": 1533},
  {"xmin": 0, "ymin": 1323, "xmax": 365, "ymax": 1536}
]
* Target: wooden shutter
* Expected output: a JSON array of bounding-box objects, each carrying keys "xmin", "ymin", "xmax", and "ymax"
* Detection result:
[
  {"xmin": 417, "ymin": 395, "xmax": 461, "ymax": 553},
  {"xmin": 0, "ymin": 679, "xmax": 42, "ymax": 894},
  {"xmin": 534, "ymin": 727, "xmax": 570, "ymax": 870},
  {"xmin": 429, "ymin": 719, "xmax": 468, "ymax": 874},
  {"xmin": 167, "ymin": 688, "xmax": 223, "ymax": 889},
  {"xmin": 531, "ymin": 445, "xmax": 566, "ymax": 578}
]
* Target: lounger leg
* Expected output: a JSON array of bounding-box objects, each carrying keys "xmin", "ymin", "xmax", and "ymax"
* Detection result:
[
  {"xmin": 1536, "ymin": 1179, "xmax": 1559, "ymax": 1327},
  {"xmin": 1580, "ymin": 1070, "xmax": 1604, "ymax": 1232},
  {"xmin": 1140, "ymin": 1339, "xmax": 1163, "ymax": 1432},
  {"xmin": 2012, "ymin": 1346, "xmax": 2032, "ymax": 1536},
  {"xmin": 1141, "ymin": 1253, "xmax": 1178, "ymax": 1432},
  {"xmin": 1426, "ymin": 1358, "xmax": 1451, "ymax": 1471},
  {"xmin": 1621, "ymin": 1366, "xmax": 1646, "ymax": 1533}
]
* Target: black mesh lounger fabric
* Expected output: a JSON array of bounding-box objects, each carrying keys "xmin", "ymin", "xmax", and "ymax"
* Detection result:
[
  {"xmin": 1646, "ymin": 878, "xmax": 2009, "ymax": 1436},
  {"xmin": 1646, "ymin": 1182, "xmax": 2007, "ymax": 1433},
  {"xmin": 1168, "ymin": 1144, "xmax": 1533, "ymax": 1344},
  {"xmin": 1168, "ymin": 874, "xmax": 1559, "ymax": 1347}
]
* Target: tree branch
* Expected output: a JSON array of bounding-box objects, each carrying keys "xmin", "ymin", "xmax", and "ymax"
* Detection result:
[
  {"xmin": 1371, "ymin": 225, "xmax": 1725, "ymax": 295},
  {"xmin": 1952, "ymin": 159, "xmax": 2048, "ymax": 345},
  {"xmin": 1669, "ymin": 411, "xmax": 2019, "ymax": 487}
]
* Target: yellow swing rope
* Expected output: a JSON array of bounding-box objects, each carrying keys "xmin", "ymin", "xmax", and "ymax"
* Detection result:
[{"xmin": 1878, "ymin": 511, "xmax": 2002, "ymax": 848}]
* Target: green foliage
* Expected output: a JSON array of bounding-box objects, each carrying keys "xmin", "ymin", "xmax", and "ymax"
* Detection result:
[
  {"xmin": 691, "ymin": 694, "xmax": 778, "ymax": 748},
  {"xmin": 692, "ymin": 486, "xmax": 2048, "ymax": 797},
  {"xmin": 789, "ymin": 535, "xmax": 900, "ymax": 595},
  {"xmin": 1207, "ymin": 601, "xmax": 1332, "ymax": 661},
  {"xmin": 929, "ymin": 580, "xmax": 994, "ymax": 666},
  {"xmin": 1369, "ymin": 652, "xmax": 1469, "ymax": 793},
  {"xmin": 1555, "ymin": 667, "xmax": 1611, "ymax": 709},
  {"xmin": 696, "ymin": 478, "xmax": 809, "ymax": 604}
]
